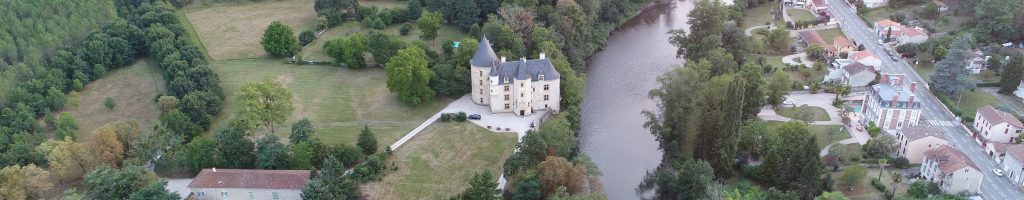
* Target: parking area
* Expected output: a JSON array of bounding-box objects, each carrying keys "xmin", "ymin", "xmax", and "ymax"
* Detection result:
[{"xmin": 440, "ymin": 96, "xmax": 548, "ymax": 139}]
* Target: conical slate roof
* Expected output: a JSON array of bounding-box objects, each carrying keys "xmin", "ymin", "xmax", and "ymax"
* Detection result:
[{"xmin": 470, "ymin": 36, "xmax": 499, "ymax": 67}]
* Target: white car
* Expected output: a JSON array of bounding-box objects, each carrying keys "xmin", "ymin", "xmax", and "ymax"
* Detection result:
[
  {"xmin": 877, "ymin": 40, "xmax": 884, "ymax": 45},
  {"xmin": 783, "ymin": 100, "xmax": 796, "ymax": 105},
  {"xmin": 993, "ymin": 168, "xmax": 1004, "ymax": 177}
]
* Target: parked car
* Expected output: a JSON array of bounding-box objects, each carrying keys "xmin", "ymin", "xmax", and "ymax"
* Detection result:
[
  {"xmin": 468, "ymin": 114, "xmax": 482, "ymax": 120},
  {"xmin": 994, "ymin": 168, "xmax": 1004, "ymax": 177},
  {"xmin": 877, "ymin": 40, "xmax": 884, "ymax": 45},
  {"xmin": 783, "ymin": 99, "xmax": 796, "ymax": 106}
]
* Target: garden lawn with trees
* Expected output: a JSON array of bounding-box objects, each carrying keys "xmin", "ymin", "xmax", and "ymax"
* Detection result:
[
  {"xmin": 361, "ymin": 122, "xmax": 517, "ymax": 199},
  {"xmin": 775, "ymin": 105, "xmax": 832, "ymax": 121},
  {"xmin": 183, "ymin": 0, "xmax": 318, "ymax": 60},
  {"xmin": 60, "ymin": 60, "xmax": 166, "ymax": 141}
]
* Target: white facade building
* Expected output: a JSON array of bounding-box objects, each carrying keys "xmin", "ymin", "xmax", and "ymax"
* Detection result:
[
  {"xmin": 470, "ymin": 36, "xmax": 561, "ymax": 116},
  {"xmin": 861, "ymin": 74, "xmax": 922, "ymax": 132},
  {"xmin": 188, "ymin": 169, "xmax": 310, "ymax": 200},
  {"xmin": 920, "ymin": 145, "xmax": 984, "ymax": 194},
  {"xmin": 973, "ymin": 105, "xmax": 1024, "ymax": 143}
]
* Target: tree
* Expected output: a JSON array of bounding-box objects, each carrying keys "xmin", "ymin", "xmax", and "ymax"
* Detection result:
[
  {"xmin": 695, "ymin": 75, "xmax": 746, "ymax": 178},
  {"xmin": 289, "ymin": 142, "xmax": 314, "ymax": 169},
  {"xmin": 261, "ymin": 21, "xmax": 297, "ymax": 57},
  {"xmin": 999, "ymin": 54, "xmax": 1024, "ymax": 94},
  {"xmin": 511, "ymin": 175, "xmax": 542, "ymax": 200},
  {"xmin": 0, "ymin": 164, "xmax": 52, "ymax": 199},
  {"xmin": 767, "ymin": 71, "xmax": 791, "ymax": 107},
  {"xmin": 807, "ymin": 44, "xmax": 825, "ymax": 60},
  {"xmin": 89, "ymin": 124, "xmax": 125, "ymax": 167},
  {"xmin": 157, "ymin": 96, "xmax": 179, "ymax": 113},
  {"xmin": 930, "ymin": 35, "xmax": 975, "ymax": 97},
  {"xmin": 741, "ymin": 63, "xmax": 766, "ymax": 120},
  {"xmin": 340, "ymin": 34, "xmax": 368, "ymax": 69},
  {"xmin": 458, "ymin": 171, "xmax": 500, "ymax": 200},
  {"xmin": 290, "ymin": 118, "xmax": 315, "ymax": 144},
  {"xmin": 299, "ymin": 30, "xmax": 316, "ymax": 46},
  {"xmin": 417, "ymin": 11, "xmax": 442, "ymax": 41},
  {"xmin": 839, "ymin": 165, "xmax": 867, "ymax": 190},
  {"xmin": 105, "ymin": 97, "xmax": 117, "ymax": 110},
  {"xmin": 814, "ymin": 191, "xmax": 849, "ymax": 200},
  {"xmin": 974, "ymin": 0, "xmax": 1019, "ymax": 42},
  {"xmin": 863, "ymin": 135, "xmax": 899, "ymax": 159},
  {"xmin": 739, "ymin": 120, "xmax": 768, "ymax": 161},
  {"xmin": 128, "ymin": 180, "xmax": 181, "ymax": 200},
  {"xmin": 367, "ymin": 31, "xmax": 408, "ymax": 65},
  {"xmin": 56, "ymin": 112, "xmax": 79, "ymax": 140},
  {"xmin": 637, "ymin": 159, "xmax": 715, "ymax": 200},
  {"xmin": 37, "ymin": 138, "xmax": 92, "ymax": 183},
  {"xmin": 256, "ymin": 134, "xmax": 289, "ymax": 169},
  {"xmin": 215, "ymin": 121, "xmax": 256, "ymax": 169},
  {"xmin": 669, "ymin": 0, "xmax": 730, "ymax": 61},
  {"xmin": 643, "ymin": 65, "xmax": 708, "ymax": 157},
  {"xmin": 357, "ymin": 125, "xmax": 378, "ymax": 155},
  {"xmin": 537, "ymin": 156, "xmax": 587, "ymax": 196},
  {"xmin": 385, "ymin": 46, "xmax": 435, "ymax": 105},
  {"xmin": 84, "ymin": 165, "xmax": 155, "ymax": 199},
  {"xmin": 301, "ymin": 156, "xmax": 361, "ymax": 199},
  {"xmin": 760, "ymin": 121, "xmax": 822, "ymax": 199},
  {"xmin": 184, "ymin": 137, "xmax": 217, "ymax": 174},
  {"xmin": 907, "ymin": 181, "xmax": 930, "ymax": 198},
  {"xmin": 793, "ymin": 105, "xmax": 817, "ymax": 123},
  {"xmin": 451, "ymin": 0, "xmax": 481, "ymax": 30},
  {"xmin": 235, "ymin": 79, "xmax": 294, "ymax": 134},
  {"xmin": 430, "ymin": 63, "xmax": 471, "ymax": 97}
]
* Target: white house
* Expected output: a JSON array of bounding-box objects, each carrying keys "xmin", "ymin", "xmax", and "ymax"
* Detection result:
[
  {"xmin": 875, "ymin": 19, "xmax": 904, "ymax": 38},
  {"xmin": 896, "ymin": 125, "xmax": 949, "ymax": 163},
  {"xmin": 188, "ymin": 169, "xmax": 310, "ymax": 200},
  {"xmin": 863, "ymin": 0, "xmax": 888, "ymax": 8},
  {"xmin": 973, "ymin": 105, "xmax": 1023, "ymax": 143},
  {"xmin": 851, "ymin": 51, "xmax": 882, "ymax": 70},
  {"xmin": 1001, "ymin": 144, "xmax": 1024, "ymax": 188},
  {"xmin": 861, "ymin": 74, "xmax": 922, "ymax": 132},
  {"xmin": 898, "ymin": 27, "xmax": 929, "ymax": 44},
  {"xmin": 470, "ymin": 36, "xmax": 561, "ymax": 116},
  {"xmin": 842, "ymin": 62, "xmax": 876, "ymax": 87},
  {"xmin": 966, "ymin": 57, "xmax": 988, "ymax": 75},
  {"xmin": 1013, "ymin": 80, "xmax": 1024, "ymax": 102},
  {"xmin": 921, "ymin": 145, "xmax": 984, "ymax": 194},
  {"xmin": 874, "ymin": 19, "xmax": 929, "ymax": 44}
]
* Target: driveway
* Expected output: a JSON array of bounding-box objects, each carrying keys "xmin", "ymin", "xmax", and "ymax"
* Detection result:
[
  {"xmin": 758, "ymin": 92, "xmax": 870, "ymax": 145},
  {"xmin": 165, "ymin": 179, "xmax": 192, "ymax": 198}
]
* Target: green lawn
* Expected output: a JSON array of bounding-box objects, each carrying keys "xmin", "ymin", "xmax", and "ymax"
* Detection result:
[
  {"xmin": 817, "ymin": 28, "xmax": 845, "ymax": 44},
  {"xmin": 175, "ymin": 10, "xmax": 210, "ymax": 60},
  {"xmin": 955, "ymin": 90, "xmax": 1008, "ymax": 119},
  {"xmin": 776, "ymin": 106, "xmax": 832, "ymax": 121},
  {"xmin": 61, "ymin": 59, "xmax": 166, "ymax": 141},
  {"xmin": 208, "ymin": 58, "xmax": 452, "ymax": 149},
  {"xmin": 832, "ymin": 167, "xmax": 908, "ymax": 200},
  {"xmin": 741, "ymin": 3, "xmax": 778, "ymax": 30},
  {"xmin": 301, "ymin": 21, "xmax": 469, "ymax": 62},
  {"xmin": 788, "ymin": 8, "xmax": 817, "ymax": 22},
  {"xmin": 913, "ymin": 62, "xmax": 935, "ymax": 82},
  {"xmin": 362, "ymin": 122, "xmax": 517, "ymax": 200},
  {"xmin": 765, "ymin": 121, "xmax": 847, "ymax": 148}
]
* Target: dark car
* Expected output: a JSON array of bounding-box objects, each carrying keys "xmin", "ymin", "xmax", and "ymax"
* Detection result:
[{"xmin": 468, "ymin": 114, "xmax": 482, "ymax": 120}]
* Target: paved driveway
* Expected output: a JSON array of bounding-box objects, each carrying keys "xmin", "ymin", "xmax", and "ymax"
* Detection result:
[{"xmin": 440, "ymin": 96, "xmax": 546, "ymax": 140}]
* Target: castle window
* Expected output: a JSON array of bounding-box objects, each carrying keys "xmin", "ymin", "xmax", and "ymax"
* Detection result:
[
  {"xmin": 544, "ymin": 95, "xmax": 549, "ymax": 101},
  {"xmin": 505, "ymin": 95, "xmax": 510, "ymax": 100},
  {"xmin": 544, "ymin": 84, "xmax": 550, "ymax": 90},
  {"xmin": 504, "ymin": 86, "xmax": 509, "ymax": 92},
  {"xmin": 479, "ymin": 80, "xmax": 483, "ymax": 86},
  {"xmin": 479, "ymin": 89, "xmax": 483, "ymax": 95},
  {"xmin": 504, "ymin": 78, "xmax": 509, "ymax": 83},
  {"xmin": 504, "ymin": 103, "xmax": 510, "ymax": 109},
  {"xmin": 479, "ymin": 71, "xmax": 483, "ymax": 76},
  {"xmin": 520, "ymin": 93, "xmax": 524, "ymax": 97},
  {"xmin": 521, "ymin": 83, "xmax": 524, "ymax": 87},
  {"xmin": 539, "ymin": 75, "xmax": 545, "ymax": 80}
]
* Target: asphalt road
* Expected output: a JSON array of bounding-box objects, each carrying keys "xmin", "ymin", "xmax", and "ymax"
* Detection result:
[{"xmin": 825, "ymin": 0, "xmax": 1024, "ymax": 198}]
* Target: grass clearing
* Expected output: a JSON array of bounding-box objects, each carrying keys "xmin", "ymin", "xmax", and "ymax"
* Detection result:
[
  {"xmin": 817, "ymin": 28, "xmax": 844, "ymax": 44},
  {"xmin": 776, "ymin": 106, "xmax": 832, "ymax": 121},
  {"xmin": 61, "ymin": 59, "xmax": 165, "ymax": 141},
  {"xmin": 361, "ymin": 122, "xmax": 517, "ymax": 200},
  {"xmin": 788, "ymin": 8, "xmax": 816, "ymax": 22},
  {"xmin": 175, "ymin": 10, "xmax": 209, "ymax": 59},
  {"xmin": 209, "ymin": 58, "xmax": 451, "ymax": 149},
  {"xmin": 764, "ymin": 121, "xmax": 847, "ymax": 148},
  {"xmin": 741, "ymin": 3, "xmax": 778, "ymax": 30},
  {"xmin": 913, "ymin": 62, "xmax": 935, "ymax": 82},
  {"xmin": 954, "ymin": 90, "xmax": 1007, "ymax": 119},
  {"xmin": 301, "ymin": 21, "xmax": 469, "ymax": 62},
  {"xmin": 831, "ymin": 167, "xmax": 907, "ymax": 200},
  {"xmin": 184, "ymin": 0, "xmax": 317, "ymax": 60},
  {"xmin": 360, "ymin": 0, "xmax": 405, "ymax": 8}
]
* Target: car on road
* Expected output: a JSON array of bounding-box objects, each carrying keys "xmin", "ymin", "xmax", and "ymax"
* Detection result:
[
  {"xmin": 993, "ymin": 168, "xmax": 1004, "ymax": 177},
  {"xmin": 877, "ymin": 40, "xmax": 884, "ymax": 45},
  {"xmin": 783, "ymin": 99, "xmax": 795, "ymax": 106},
  {"xmin": 468, "ymin": 114, "xmax": 481, "ymax": 120}
]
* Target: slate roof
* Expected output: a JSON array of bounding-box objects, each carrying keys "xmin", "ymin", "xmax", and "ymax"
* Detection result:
[
  {"xmin": 188, "ymin": 169, "xmax": 311, "ymax": 190},
  {"xmin": 924, "ymin": 145, "xmax": 979, "ymax": 174},
  {"xmin": 977, "ymin": 105, "xmax": 1024, "ymax": 128},
  {"xmin": 842, "ymin": 62, "xmax": 872, "ymax": 74},
  {"xmin": 471, "ymin": 36, "xmax": 499, "ymax": 67},
  {"xmin": 490, "ymin": 58, "xmax": 561, "ymax": 81},
  {"xmin": 899, "ymin": 124, "xmax": 947, "ymax": 141}
]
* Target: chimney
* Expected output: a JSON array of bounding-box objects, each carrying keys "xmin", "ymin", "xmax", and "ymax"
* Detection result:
[
  {"xmin": 910, "ymin": 82, "xmax": 917, "ymax": 93},
  {"xmin": 539, "ymin": 53, "xmax": 546, "ymax": 59},
  {"xmin": 500, "ymin": 56, "xmax": 507, "ymax": 63},
  {"xmin": 908, "ymin": 95, "xmax": 915, "ymax": 106},
  {"xmin": 521, "ymin": 57, "xmax": 527, "ymax": 62}
]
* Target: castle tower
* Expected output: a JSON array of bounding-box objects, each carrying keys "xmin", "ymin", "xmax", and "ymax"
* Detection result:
[{"xmin": 470, "ymin": 36, "xmax": 498, "ymax": 105}]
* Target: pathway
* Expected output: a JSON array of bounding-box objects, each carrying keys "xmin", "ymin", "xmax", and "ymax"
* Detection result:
[
  {"xmin": 781, "ymin": 53, "xmax": 815, "ymax": 68},
  {"xmin": 745, "ymin": 25, "xmax": 772, "ymax": 36}
]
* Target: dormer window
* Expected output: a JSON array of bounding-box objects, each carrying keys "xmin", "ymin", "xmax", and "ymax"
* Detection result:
[
  {"xmin": 539, "ymin": 75, "xmax": 545, "ymax": 80},
  {"xmin": 504, "ymin": 78, "xmax": 509, "ymax": 84}
]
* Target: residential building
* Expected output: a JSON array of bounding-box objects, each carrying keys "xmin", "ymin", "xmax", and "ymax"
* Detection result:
[
  {"xmin": 806, "ymin": 0, "xmax": 828, "ymax": 11},
  {"xmin": 898, "ymin": 27, "xmax": 929, "ymax": 44},
  {"xmin": 986, "ymin": 142, "xmax": 1012, "ymax": 163},
  {"xmin": 1001, "ymin": 144, "xmax": 1024, "ymax": 188},
  {"xmin": 920, "ymin": 145, "xmax": 984, "ymax": 194},
  {"xmin": 875, "ymin": 19, "xmax": 904, "ymax": 38},
  {"xmin": 973, "ymin": 105, "xmax": 1023, "ymax": 143},
  {"xmin": 798, "ymin": 31, "xmax": 836, "ymax": 57},
  {"xmin": 851, "ymin": 51, "xmax": 882, "ymax": 70},
  {"xmin": 834, "ymin": 36, "xmax": 857, "ymax": 53},
  {"xmin": 874, "ymin": 19, "xmax": 929, "ymax": 44},
  {"xmin": 188, "ymin": 169, "xmax": 310, "ymax": 200},
  {"xmin": 966, "ymin": 57, "xmax": 988, "ymax": 75},
  {"xmin": 841, "ymin": 62, "xmax": 876, "ymax": 87},
  {"xmin": 861, "ymin": 73, "xmax": 921, "ymax": 132},
  {"xmin": 470, "ymin": 36, "xmax": 561, "ymax": 116},
  {"xmin": 863, "ymin": 0, "xmax": 888, "ymax": 8},
  {"xmin": 895, "ymin": 125, "xmax": 949, "ymax": 163}
]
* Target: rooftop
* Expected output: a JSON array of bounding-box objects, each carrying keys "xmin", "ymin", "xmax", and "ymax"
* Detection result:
[
  {"xmin": 899, "ymin": 124, "xmax": 947, "ymax": 141},
  {"xmin": 851, "ymin": 51, "xmax": 879, "ymax": 62},
  {"xmin": 842, "ymin": 62, "xmax": 872, "ymax": 74},
  {"xmin": 470, "ymin": 36, "xmax": 499, "ymax": 67},
  {"xmin": 799, "ymin": 30, "xmax": 826, "ymax": 45},
  {"xmin": 490, "ymin": 58, "xmax": 561, "ymax": 81},
  {"xmin": 1006, "ymin": 144, "xmax": 1024, "ymax": 163},
  {"xmin": 872, "ymin": 73, "xmax": 918, "ymax": 102},
  {"xmin": 924, "ymin": 145, "xmax": 979, "ymax": 174},
  {"xmin": 977, "ymin": 105, "xmax": 1024, "ymax": 128},
  {"xmin": 834, "ymin": 36, "xmax": 854, "ymax": 48},
  {"xmin": 188, "ymin": 169, "xmax": 311, "ymax": 190},
  {"xmin": 876, "ymin": 19, "xmax": 902, "ymax": 28}
]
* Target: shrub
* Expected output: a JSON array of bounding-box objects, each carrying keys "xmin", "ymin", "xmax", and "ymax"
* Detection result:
[
  {"xmin": 298, "ymin": 30, "xmax": 316, "ymax": 46},
  {"xmin": 104, "ymin": 97, "xmax": 116, "ymax": 110},
  {"xmin": 455, "ymin": 112, "xmax": 467, "ymax": 122},
  {"xmin": 870, "ymin": 178, "xmax": 888, "ymax": 193},
  {"xmin": 399, "ymin": 23, "xmax": 413, "ymax": 35},
  {"xmin": 439, "ymin": 113, "xmax": 452, "ymax": 122},
  {"xmin": 891, "ymin": 157, "xmax": 910, "ymax": 169}
]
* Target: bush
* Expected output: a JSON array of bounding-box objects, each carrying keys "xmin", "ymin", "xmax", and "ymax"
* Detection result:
[
  {"xmin": 891, "ymin": 157, "xmax": 910, "ymax": 169},
  {"xmin": 104, "ymin": 97, "xmax": 116, "ymax": 110},
  {"xmin": 439, "ymin": 113, "xmax": 452, "ymax": 122},
  {"xmin": 399, "ymin": 23, "xmax": 413, "ymax": 35},
  {"xmin": 298, "ymin": 30, "xmax": 316, "ymax": 46},
  {"xmin": 455, "ymin": 112, "xmax": 467, "ymax": 122},
  {"xmin": 870, "ymin": 178, "xmax": 888, "ymax": 193}
]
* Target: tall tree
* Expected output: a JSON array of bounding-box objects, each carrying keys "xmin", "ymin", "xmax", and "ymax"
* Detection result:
[
  {"xmin": 84, "ymin": 165, "xmax": 155, "ymax": 199},
  {"xmin": 458, "ymin": 171, "xmax": 501, "ymax": 200},
  {"xmin": 761, "ymin": 121, "xmax": 822, "ymax": 199},
  {"xmin": 536, "ymin": 156, "xmax": 586, "ymax": 196},
  {"xmin": 451, "ymin": 0, "xmax": 481, "ymax": 30},
  {"xmin": 128, "ymin": 180, "xmax": 181, "ymax": 200},
  {"xmin": 695, "ymin": 75, "xmax": 746, "ymax": 178},
  {"xmin": 930, "ymin": 35, "xmax": 975, "ymax": 97},
  {"xmin": 637, "ymin": 159, "xmax": 715, "ymax": 200},
  {"xmin": 417, "ymin": 11, "xmax": 443, "ymax": 41},
  {"xmin": 36, "ymin": 138, "xmax": 93, "ymax": 183},
  {"xmin": 862, "ymin": 135, "xmax": 899, "ymax": 159},
  {"xmin": 740, "ymin": 63, "xmax": 766, "ymax": 120},
  {"xmin": 290, "ymin": 118, "xmax": 315, "ymax": 144},
  {"xmin": 215, "ymin": 121, "xmax": 256, "ymax": 169},
  {"xmin": 669, "ymin": 0, "xmax": 730, "ymax": 61},
  {"xmin": 739, "ymin": 120, "xmax": 769, "ymax": 161},
  {"xmin": 644, "ymin": 65, "xmax": 709, "ymax": 157},
  {"xmin": 235, "ymin": 79, "xmax": 294, "ymax": 134},
  {"xmin": 839, "ymin": 165, "xmax": 867, "ymax": 190},
  {"xmin": 256, "ymin": 134, "xmax": 289, "ymax": 169},
  {"xmin": 89, "ymin": 124, "xmax": 125, "ymax": 167},
  {"xmin": 289, "ymin": 142, "xmax": 314, "ymax": 169},
  {"xmin": 385, "ymin": 46, "xmax": 436, "ymax": 105},
  {"xmin": 974, "ymin": 0, "xmax": 1019, "ymax": 42},
  {"xmin": 184, "ymin": 137, "xmax": 217, "ymax": 174},
  {"xmin": 0, "ymin": 164, "xmax": 52, "ymax": 199},
  {"xmin": 767, "ymin": 70, "xmax": 790, "ymax": 107},
  {"xmin": 999, "ymin": 54, "xmax": 1024, "ymax": 94},
  {"xmin": 357, "ymin": 125, "xmax": 378, "ymax": 155},
  {"xmin": 261, "ymin": 21, "xmax": 298, "ymax": 57}
]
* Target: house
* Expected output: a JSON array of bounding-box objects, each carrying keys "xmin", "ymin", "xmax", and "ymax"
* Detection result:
[
  {"xmin": 898, "ymin": 27, "xmax": 929, "ymax": 44},
  {"xmin": 188, "ymin": 169, "xmax": 310, "ymax": 200},
  {"xmin": 973, "ymin": 105, "xmax": 1023, "ymax": 143},
  {"xmin": 842, "ymin": 62, "xmax": 876, "ymax": 87},
  {"xmin": 833, "ymin": 36, "xmax": 857, "ymax": 53},
  {"xmin": 874, "ymin": 19, "xmax": 929, "ymax": 44},
  {"xmin": 863, "ymin": 0, "xmax": 888, "ymax": 8},
  {"xmin": 850, "ymin": 51, "xmax": 882, "ymax": 71},
  {"xmin": 875, "ymin": 19, "xmax": 904, "ymax": 38},
  {"xmin": 470, "ymin": 36, "xmax": 561, "ymax": 116},
  {"xmin": 805, "ymin": 0, "xmax": 828, "ymax": 11},
  {"xmin": 798, "ymin": 31, "xmax": 837, "ymax": 57},
  {"xmin": 966, "ymin": 57, "xmax": 988, "ymax": 74},
  {"xmin": 985, "ymin": 142, "xmax": 1012, "ymax": 163},
  {"xmin": 920, "ymin": 145, "xmax": 984, "ymax": 194},
  {"xmin": 861, "ymin": 74, "xmax": 922, "ymax": 132},
  {"xmin": 895, "ymin": 125, "xmax": 949, "ymax": 163},
  {"xmin": 1000, "ymin": 144, "xmax": 1024, "ymax": 188}
]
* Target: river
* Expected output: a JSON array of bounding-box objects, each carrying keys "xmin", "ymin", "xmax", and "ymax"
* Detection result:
[{"xmin": 580, "ymin": 0, "xmax": 695, "ymax": 199}]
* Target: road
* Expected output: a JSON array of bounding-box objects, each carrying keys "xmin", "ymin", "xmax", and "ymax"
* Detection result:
[{"xmin": 826, "ymin": 0, "xmax": 1024, "ymax": 198}]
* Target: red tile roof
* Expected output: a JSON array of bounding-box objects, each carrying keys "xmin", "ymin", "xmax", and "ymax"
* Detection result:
[
  {"xmin": 876, "ymin": 19, "xmax": 902, "ymax": 28},
  {"xmin": 924, "ymin": 145, "xmax": 978, "ymax": 174},
  {"xmin": 799, "ymin": 30, "xmax": 826, "ymax": 45},
  {"xmin": 188, "ymin": 169, "xmax": 311, "ymax": 190},
  {"xmin": 903, "ymin": 27, "xmax": 927, "ymax": 37},
  {"xmin": 834, "ymin": 36, "xmax": 855, "ymax": 49},
  {"xmin": 977, "ymin": 105, "xmax": 1024, "ymax": 128},
  {"xmin": 851, "ymin": 51, "xmax": 878, "ymax": 61},
  {"xmin": 842, "ymin": 62, "xmax": 872, "ymax": 74}
]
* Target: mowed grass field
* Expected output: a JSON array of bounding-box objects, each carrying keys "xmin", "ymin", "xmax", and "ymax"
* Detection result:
[
  {"xmin": 776, "ymin": 106, "xmax": 832, "ymax": 121},
  {"xmin": 184, "ymin": 0, "xmax": 317, "ymax": 60},
  {"xmin": 61, "ymin": 59, "xmax": 165, "ymax": 140},
  {"xmin": 765, "ymin": 121, "xmax": 847, "ymax": 148},
  {"xmin": 209, "ymin": 58, "xmax": 452, "ymax": 148},
  {"xmin": 362, "ymin": 122, "xmax": 517, "ymax": 199}
]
